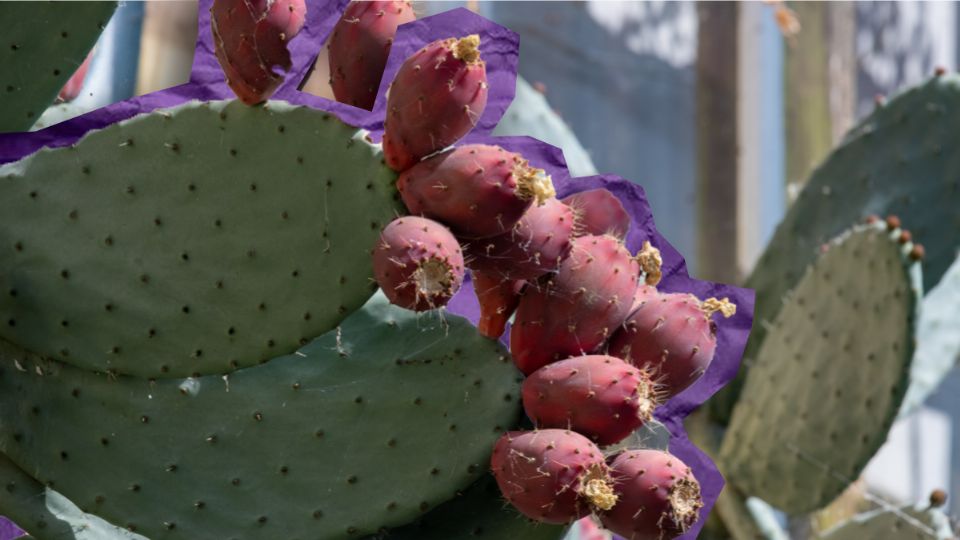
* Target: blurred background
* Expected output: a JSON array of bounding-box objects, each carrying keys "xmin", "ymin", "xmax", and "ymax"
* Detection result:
[{"xmin": 32, "ymin": 0, "xmax": 959, "ymax": 537}]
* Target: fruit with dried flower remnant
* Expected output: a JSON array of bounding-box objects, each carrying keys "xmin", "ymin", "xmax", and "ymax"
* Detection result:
[
  {"xmin": 382, "ymin": 35, "xmax": 488, "ymax": 171},
  {"xmin": 372, "ymin": 216, "xmax": 464, "ymax": 311},
  {"xmin": 491, "ymin": 429, "xmax": 617, "ymax": 524}
]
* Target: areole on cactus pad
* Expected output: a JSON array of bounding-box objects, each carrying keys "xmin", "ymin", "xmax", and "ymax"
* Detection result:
[{"xmin": 0, "ymin": 1, "xmax": 755, "ymax": 539}]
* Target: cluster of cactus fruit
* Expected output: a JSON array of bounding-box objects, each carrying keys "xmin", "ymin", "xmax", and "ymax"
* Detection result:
[
  {"xmin": 0, "ymin": 1, "xmax": 756, "ymax": 539},
  {"xmin": 321, "ymin": 5, "xmax": 739, "ymax": 537}
]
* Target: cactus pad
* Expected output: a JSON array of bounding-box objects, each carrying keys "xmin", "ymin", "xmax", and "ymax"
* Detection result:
[
  {"xmin": 720, "ymin": 223, "xmax": 921, "ymax": 513},
  {"xmin": 492, "ymin": 77, "xmax": 597, "ymax": 178},
  {"xmin": 1, "ymin": 2, "xmax": 117, "ymax": 133},
  {"xmin": 899, "ymin": 252, "xmax": 960, "ymax": 417},
  {"xmin": 818, "ymin": 504, "xmax": 954, "ymax": 540},
  {"xmin": 381, "ymin": 475, "xmax": 565, "ymax": 540},
  {"xmin": 0, "ymin": 292, "xmax": 521, "ymax": 539},
  {"xmin": 719, "ymin": 75, "xmax": 960, "ymax": 425},
  {"xmin": 0, "ymin": 454, "xmax": 144, "ymax": 540},
  {"xmin": 0, "ymin": 100, "xmax": 401, "ymax": 378}
]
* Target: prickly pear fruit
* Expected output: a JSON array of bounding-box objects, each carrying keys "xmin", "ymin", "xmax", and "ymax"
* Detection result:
[
  {"xmin": 327, "ymin": 0, "xmax": 415, "ymax": 110},
  {"xmin": 372, "ymin": 216, "xmax": 465, "ymax": 311},
  {"xmin": 522, "ymin": 355, "xmax": 657, "ymax": 445},
  {"xmin": 510, "ymin": 235, "xmax": 639, "ymax": 375},
  {"xmin": 630, "ymin": 284, "xmax": 659, "ymax": 313},
  {"xmin": 472, "ymin": 270, "xmax": 524, "ymax": 339},
  {"xmin": 608, "ymin": 294, "xmax": 736, "ymax": 399},
  {"xmin": 211, "ymin": 0, "xmax": 307, "ymax": 105},
  {"xmin": 562, "ymin": 189, "xmax": 630, "ymax": 239},
  {"xmin": 382, "ymin": 35, "xmax": 488, "ymax": 171},
  {"xmin": 465, "ymin": 198, "xmax": 575, "ymax": 280},
  {"xmin": 491, "ymin": 429, "xmax": 617, "ymax": 524},
  {"xmin": 600, "ymin": 449, "xmax": 703, "ymax": 540},
  {"xmin": 397, "ymin": 144, "xmax": 556, "ymax": 238},
  {"xmin": 57, "ymin": 52, "xmax": 92, "ymax": 103}
]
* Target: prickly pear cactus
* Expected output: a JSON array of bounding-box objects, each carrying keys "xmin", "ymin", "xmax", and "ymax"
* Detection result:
[
  {"xmin": 0, "ymin": 100, "xmax": 400, "ymax": 378},
  {"xmin": 720, "ymin": 222, "xmax": 922, "ymax": 514},
  {"xmin": 492, "ymin": 77, "xmax": 597, "ymax": 178},
  {"xmin": 1, "ymin": 2, "xmax": 117, "ymax": 133},
  {"xmin": 0, "ymin": 454, "xmax": 146, "ymax": 540},
  {"xmin": 714, "ymin": 75, "xmax": 960, "ymax": 425},
  {"xmin": 0, "ymin": 292, "xmax": 521, "ymax": 539},
  {"xmin": 381, "ymin": 474, "xmax": 565, "ymax": 540},
  {"xmin": 817, "ymin": 504, "xmax": 954, "ymax": 540},
  {"xmin": 899, "ymin": 252, "xmax": 960, "ymax": 417}
]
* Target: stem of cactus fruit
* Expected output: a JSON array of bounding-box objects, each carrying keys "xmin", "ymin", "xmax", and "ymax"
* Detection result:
[
  {"xmin": 702, "ymin": 297, "xmax": 737, "ymax": 319},
  {"xmin": 515, "ymin": 165, "xmax": 556, "ymax": 205},
  {"xmin": 636, "ymin": 241, "xmax": 663, "ymax": 286},
  {"xmin": 454, "ymin": 35, "xmax": 481, "ymax": 63},
  {"xmin": 581, "ymin": 466, "xmax": 618, "ymax": 511}
]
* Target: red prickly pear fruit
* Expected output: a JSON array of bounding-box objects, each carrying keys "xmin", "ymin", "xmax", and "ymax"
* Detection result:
[
  {"xmin": 562, "ymin": 189, "xmax": 630, "ymax": 240},
  {"xmin": 327, "ymin": 1, "xmax": 416, "ymax": 110},
  {"xmin": 382, "ymin": 35, "xmax": 488, "ymax": 171},
  {"xmin": 522, "ymin": 355, "xmax": 657, "ymax": 446},
  {"xmin": 58, "ymin": 52, "xmax": 93, "ymax": 103},
  {"xmin": 472, "ymin": 270, "xmax": 524, "ymax": 339},
  {"xmin": 371, "ymin": 216, "xmax": 464, "ymax": 311},
  {"xmin": 397, "ymin": 144, "xmax": 556, "ymax": 238},
  {"xmin": 465, "ymin": 198, "xmax": 576, "ymax": 281},
  {"xmin": 608, "ymin": 294, "xmax": 736, "ymax": 399},
  {"xmin": 491, "ymin": 429, "xmax": 618, "ymax": 524},
  {"xmin": 211, "ymin": 0, "xmax": 306, "ymax": 105},
  {"xmin": 510, "ymin": 235, "xmax": 639, "ymax": 375},
  {"xmin": 599, "ymin": 449, "xmax": 702, "ymax": 540},
  {"xmin": 629, "ymin": 284, "xmax": 659, "ymax": 313}
]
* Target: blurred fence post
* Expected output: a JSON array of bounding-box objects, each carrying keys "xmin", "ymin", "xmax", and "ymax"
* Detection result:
[
  {"xmin": 696, "ymin": 1, "xmax": 739, "ymax": 284},
  {"xmin": 784, "ymin": 2, "xmax": 855, "ymax": 202}
]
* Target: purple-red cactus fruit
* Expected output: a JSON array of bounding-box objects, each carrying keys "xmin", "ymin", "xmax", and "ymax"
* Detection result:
[
  {"xmin": 371, "ymin": 216, "xmax": 464, "ymax": 311},
  {"xmin": 600, "ymin": 449, "xmax": 702, "ymax": 540},
  {"xmin": 212, "ymin": 0, "xmax": 307, "ymax": 105},
  {"xmin": 465, "ymin": 198, "xmax": 575, "ymax": 281},
  {"xmin": 491, "ymin": 430, "xmax": 617, "ymax": 524},
  {"xmin": 510, "ymin": 235, "xmax": 639, "ymax": 375},
  {"xmin": 397, "ymin": 144, "xmax": 556, "ymax": 238},
  {"xmin": 382, "ymin": 35, "xmax": 488, "ymax": 171},
  {"xmin": 522, "ymin": 355, "xmax": 657, "ymax": 446},
  {"xmin": 472, "ymin": 271, "xmax": 524, "ymax": 339},
  {"xmin": 608, "ymin": 293, "xmax": 736, "ymax": 399},
  {"xmin": 630, "ymin": 284, "xmax": 659, "ymax": 313},
  {"xmin": 562, "ymin": 189, "xmax": 630, "ymax": 240},
  {"xmin": 327, "ymin": 1, "xmax": 415, "ymax": 110}
]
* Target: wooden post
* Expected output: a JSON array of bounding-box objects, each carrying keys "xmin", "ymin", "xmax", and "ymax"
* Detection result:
[
  {"xmin": 696, "ymin": 1, "xmax": 740, "ymax": 283},
  {"xmin": 784, "ymin": 2, "xmax": 855, "ymax": 201}
]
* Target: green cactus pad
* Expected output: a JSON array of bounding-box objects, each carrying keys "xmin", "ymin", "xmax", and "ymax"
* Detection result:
[
  {"xmin": 899, "ymin": 253, "xmax": 960, "ymax": 417},
  {"xmin": 0, "ymin": 292, "xmax": 520, "ymax": 539},
  {"xmin": 380, "ymin": 475, "xmax": 564, "ymax": 540},
  {"xmin": 0, "ymin": 453, "xmax": 145, "ymax": 540},
  {"xmin": 492, "ymin": 77, "xmax": 597, "ymax": 178},
  {"xmin": 713, "ymin": 75, "xmax": 960, "ymax": 425},
  {"xmin": 818, "ymin": 504, "xmax": 954, "ymax": 540},
  {"xmin": 1, "ymin": 2, "xmax": 117, "ymax": 133},
  {"xmin": 0, "ymin": 99, "xmax": 401, "ymax": 378},
  {"xmin": 719, "ymin": 223, "xmax": 921, "ymax": 514}
]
